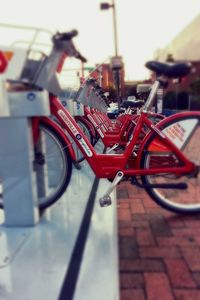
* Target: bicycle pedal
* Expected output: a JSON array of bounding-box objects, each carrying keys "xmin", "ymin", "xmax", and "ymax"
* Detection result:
[
  {"xmin": 99, "ymin": 195, "xmax": 112, "ymax": 207},
  {"xmin": 99, "ymin": 171, "xmax": 124, "ymax": 207}
]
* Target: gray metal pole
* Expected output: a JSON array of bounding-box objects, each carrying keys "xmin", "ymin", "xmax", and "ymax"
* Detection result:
[
  {"xmin": 111, "ymin": 0, "xmax": 121, "ymax": 108},
  {"xmin": 112, "ymin": 0, "xmax": 118, "ymax": 56}
]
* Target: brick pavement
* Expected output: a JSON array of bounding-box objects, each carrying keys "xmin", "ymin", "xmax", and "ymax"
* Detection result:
[{"xmin": 117, "ymin": 181, "xmax": 200, "ymax": 300}]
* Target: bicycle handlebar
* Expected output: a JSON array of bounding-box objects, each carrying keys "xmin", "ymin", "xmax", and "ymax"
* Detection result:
[
  {"xmin": 75, "ymin": 51, "xmax": 87, "ymax": 63},
  {"xmin": 52, "ymin": 30, "xmax": 87, "ymax": 63},
  {"xmin": 52, "ymin": 30, "xmax": 78, "ymax": 42},
  {"xmin": 21, "ymin": 29, "xmax": 88, "ymax": 96}
]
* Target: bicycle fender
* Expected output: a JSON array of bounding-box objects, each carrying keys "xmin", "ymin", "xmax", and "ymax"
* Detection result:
[
  {"xmin": 136, "ymin": 111, "xmax": 200, "ymax": 168},
  {"xmin": 40, "ymin": 117, "xmax": 76, "ymax": 162}
]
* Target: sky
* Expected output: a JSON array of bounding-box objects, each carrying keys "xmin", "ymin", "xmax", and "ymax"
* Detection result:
[{"xmin": 0, "ymin": 0, "xmax": 200, "ymax": 80}]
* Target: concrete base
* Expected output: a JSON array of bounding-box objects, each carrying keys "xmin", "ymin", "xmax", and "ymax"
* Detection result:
[{"xmin": 0, "ymin": 157, "xmax": 119, "ymax": 299}]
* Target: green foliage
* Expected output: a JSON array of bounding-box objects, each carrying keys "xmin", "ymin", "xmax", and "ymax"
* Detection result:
[{"xmin": 166, "ymin": 53, "xmax": 175, "ymax": 62}]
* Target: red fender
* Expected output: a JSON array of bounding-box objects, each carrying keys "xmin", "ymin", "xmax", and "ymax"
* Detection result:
[
  {"xmin": 36, "ymin": 117, "xmax": 76, "ymax": 162},
  {"xmin": 136, "ymin": 111, "xmax": 200, "ymax": 168}
]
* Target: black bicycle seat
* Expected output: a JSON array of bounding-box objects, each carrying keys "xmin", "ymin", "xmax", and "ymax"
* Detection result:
[
  {"xmin": 122, "ymin": 100, "xmax": 144, "ymax": 108},
  {"xmin": 145, "ymin": 61, "xmax": 191, "ymax": 78}
]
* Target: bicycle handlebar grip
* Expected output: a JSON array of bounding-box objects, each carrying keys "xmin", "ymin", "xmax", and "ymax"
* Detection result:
[
  {"xmin": 63, "ymin": 30, "xmax": 78, "ymax": 40},
  {"xmin": 76, "ymin": 52, "xmax": 87, "ymax": 63},
  {"xmin": 53, "ymin": 30, "xmax": 78, "ymax": 42}
]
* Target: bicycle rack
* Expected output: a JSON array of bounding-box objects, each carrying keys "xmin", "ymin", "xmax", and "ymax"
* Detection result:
[
  {"xmin": 75, "ymin": 79, "xmax": 108, "ymax": 113},
  {"xmin": 0, "ymin": 27, "xmax": 50, "ymax": 226},
  {"xmin": 0, "ymin": 24, "xmax": 119, "ymax": 300}
]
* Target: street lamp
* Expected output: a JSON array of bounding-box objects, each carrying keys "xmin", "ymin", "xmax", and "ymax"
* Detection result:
[
  {"xmin": 100, "ymin": 0, "xmax": 122, "ymax": 108},
  {"xmin": 100, "ymin": 1, "xmax": 118, "ymax": 56}
]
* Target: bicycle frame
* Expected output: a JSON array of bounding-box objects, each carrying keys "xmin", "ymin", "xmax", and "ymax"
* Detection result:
[
  {"xmin": 23, "ymin": 33, "xmax": 196, "ymax": 182},
  {"xmin": 83, "ymin": 106, "xmax": 163, "ymax": 149},
  {"xmin": 49, "ymin": 94, "xmax": 196, "ymax": 179},
  {"xmin": 84, "ymin": 106, "xmax": 135, "ymax": 146},
  {"xmin": 32, "ymin": 115, "xmax": 77, "ymax": 161}
]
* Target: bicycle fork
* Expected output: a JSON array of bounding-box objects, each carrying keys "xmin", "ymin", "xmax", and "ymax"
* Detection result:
[{"xmin": 99, "ymin": 171, "xmax": 124, "ymax": 207}]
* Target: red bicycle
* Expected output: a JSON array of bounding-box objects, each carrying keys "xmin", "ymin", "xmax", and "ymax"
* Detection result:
[
  {"xmin": 1, "ymin": 30, "xmax": 200, "ymax": 215},
  {"xmin": 74, "ymin": 86, "xmax": 164, "ymax": 162}
]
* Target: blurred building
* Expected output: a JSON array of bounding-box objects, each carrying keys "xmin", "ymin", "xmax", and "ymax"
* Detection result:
[
  {"xmin": 89, "ymin": 60, "xmax": 125, "ymax": 99},
  {"xmin": 124, "ymin": 79, "xmax": 152, "ymax": 100},
  {"xmin": 153, "ymin": 13, "xmax": 200, "ymax": 111},
  {"xmin": 155, "ymin": 13, "xmax": 200, "ymax": 62}
]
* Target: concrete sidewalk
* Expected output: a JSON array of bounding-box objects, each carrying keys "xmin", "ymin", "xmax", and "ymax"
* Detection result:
[{"xmin": 117, "ymin": 181, "xmax": 200, "ymax": 300}]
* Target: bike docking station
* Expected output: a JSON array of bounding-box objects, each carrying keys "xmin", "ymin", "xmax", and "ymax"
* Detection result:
[
  {"xmin": 0, "ymin": 25, "xmax": 119, "ymax": 300},
  {"xmin": 0, "ymin": 46, "xmax": 50, "ymax": 226}
]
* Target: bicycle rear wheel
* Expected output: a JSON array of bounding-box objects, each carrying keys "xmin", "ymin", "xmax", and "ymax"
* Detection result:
[{"xmin": 141, "ymin": 114, "xmax": 200, "ymax": 214}]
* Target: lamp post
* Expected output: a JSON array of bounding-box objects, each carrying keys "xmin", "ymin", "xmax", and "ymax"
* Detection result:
[
  {"xmin": 100, "ymin": 0, "xmax": 122, "ymax": 108},
  {"xmin": 100, "ymin": 0, "xmax": 118, "ymax": 56}
]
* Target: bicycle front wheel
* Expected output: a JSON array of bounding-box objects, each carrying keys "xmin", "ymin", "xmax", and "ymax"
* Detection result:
[
  {"xmin": 34, "ymin": 122, "xmax": 72, "ymax": 210},
  {"xmin": 141, "ymin": 114, "xmax": 200, "ymax": 214}
]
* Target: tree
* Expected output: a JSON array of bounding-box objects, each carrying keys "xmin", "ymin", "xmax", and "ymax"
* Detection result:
[{"xmin": 166, "ymin": 53, "xmax": 175, "ymax": 62}]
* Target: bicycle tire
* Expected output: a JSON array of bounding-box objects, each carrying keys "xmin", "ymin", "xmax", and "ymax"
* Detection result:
[
  {"xmin": 0, "ymin": 121, "xmax": 72, "ymax": 211},
  {"xmin": 140, "ymin": 113, "xmax": 200, "ymax": 214},
  {"xmin": 35, "ymin": 122, "xmax": 72, "ymax": 210}
]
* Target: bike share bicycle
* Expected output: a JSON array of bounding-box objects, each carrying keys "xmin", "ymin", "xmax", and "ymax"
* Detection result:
[
  {"xmin": 1, "ymin": 30, "xmax": 200, "ymax": 214},
  {"xmin": 77, "ymin": 79, "xmax": 164, "ymax": 147}
]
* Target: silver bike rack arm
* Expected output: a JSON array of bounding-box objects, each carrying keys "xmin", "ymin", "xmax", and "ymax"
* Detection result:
[{"xmin": 75, "ymin": 79, "xmax": 108, "ymax": 113}]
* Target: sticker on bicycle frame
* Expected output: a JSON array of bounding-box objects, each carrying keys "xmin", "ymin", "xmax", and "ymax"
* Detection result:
[
  {"xmin": 76, "ymin": 134, "xmax": 81, "ymax": 140},
  {"xmin": 163, "ymin": 118, "xmax": 198, "ymax": 149},
  {"xmin": 87, "ymin": 114, "xmax": 105, "ymax": 138},
  {"xmin": 58, "ymin": 110, "xmax": 93, "ymax": 157},
  {"xmin": 101, "ymin": 124, "xmax": 107, "ymax": 132},
  {"xmin": 77, "ymin": 137, "xmax": 93, "ymax": 157}
]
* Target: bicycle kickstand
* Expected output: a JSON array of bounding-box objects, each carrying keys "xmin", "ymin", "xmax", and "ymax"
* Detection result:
[{"xmin": 99, "ymin": 171, "xmax": 124, "ymax": 207}]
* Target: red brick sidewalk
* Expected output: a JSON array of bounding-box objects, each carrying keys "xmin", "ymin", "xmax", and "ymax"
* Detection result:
[{"xmin": 117, "ymin": 181, "xmax": 200, "ymax": 300}]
